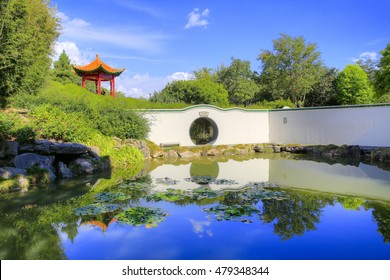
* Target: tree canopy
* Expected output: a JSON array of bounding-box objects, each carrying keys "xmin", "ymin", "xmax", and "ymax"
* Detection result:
[
  {"xmin": 0, "ymin": 0, "xmax": 59, "ymax": 97},
  {"xmin": 150, "ymin": 79, "xmax": 229, "ymax": 105},
  {"xmin": 374, "ymin": 43, "xmax": 390, "ymax": 97},
  {"xmin": 258, "ymin": 34, "xmax": 323, "ymax": 107},
  {"xmin": 216, "ymin": 58, "xmax": 259, "ymax": 106},
  {"xmin": 336, "ymin": 64, "xmax": 374, "ymax": 105}
]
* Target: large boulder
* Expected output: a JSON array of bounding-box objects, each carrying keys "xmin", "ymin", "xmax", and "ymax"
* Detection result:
[
  {"xmin": 0, "ymin": 141, "xmax": 18, "ymax": 159},
  {"xmin": 12, "ymin": 153, "xmax": 54, "ymax": 169},
  {"xmin": 165, "ymin": 150, "xmax": 179, "ymax": 158},
  {"xmin": 19, "ymin": 140, "xmax": 90, "ymax": 155},
  {"xmin": 0, "ymin": 167, "xmax": 27, "ymax": 179}
]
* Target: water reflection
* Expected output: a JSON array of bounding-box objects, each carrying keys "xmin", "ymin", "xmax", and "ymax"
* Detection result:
[{"xmin": 1, "ymin": 155, "xmax": 390, "ymax": 259}]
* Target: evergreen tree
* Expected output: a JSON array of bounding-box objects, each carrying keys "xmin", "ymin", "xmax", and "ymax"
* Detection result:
[
  {"xmin": 0, "ymin": 0, "xmax": 59, "ymax": 96},
  {"xmin": 336, "ymin": 64, "xmax": 374, "ymax": 105},
  {"xmin": 52, "ymin": 51, "xmax": 79, "ymax": 85}
]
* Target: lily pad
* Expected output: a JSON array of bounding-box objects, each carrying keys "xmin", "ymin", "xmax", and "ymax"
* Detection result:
[
  {"xmin": 204, "ymin": 205, "xmax": 260, "ymax": 222},
  {"xmin": 155, "ymin": 177, "xmax": 180, "ymax": 185},
  {"xmin": 75, "ymin": 203, "xmax": 120, "ymax": 216},
  {"xmin": 94, "ymin": 192, "xmax": 129, "ymax": 203},
  {"xmin": 116, "ymin": 206, "xmax": 168, "ymax": 227},
  {"xmin": 185, "ymin": 176, "xmax": 215, "ymax": 185}
]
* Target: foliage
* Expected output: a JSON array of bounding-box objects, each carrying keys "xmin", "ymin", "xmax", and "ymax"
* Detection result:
[
  {"xmin": 150, "ymin": 79, "xmax": 229, "ymax": 105},
  {"xmin": 377, "ymin": 94, "xmax": 390, "ymax": 103},
  {"xmin": 374, "ymin": 43, "xmax": 390, "ymax": 97},
  {"xmin": 0, "ymin": 0, "xmax": 59, "ymax": 97},
  {"xmin": 305, "ymin": 67, "xmax": 339, "ymax": 107},
  {"xmin": 336, "ymin": 64, "xmax": 374, "ymax": 105},
  {"xmin": 9, "ymin": 81, "xmax": 150, "ymax": 140},
  {"xmin": 216, "ymin": 58, "xmax": 259, "ymax": 106},
  {"xmin": 250, "ymin": 99, "xmax": 295, "ymax": 109},
  {"xmin": 116, "ymin": 206, "xmax": 168, "ymax": 227},
  {"xmin": 258, "ymin": 34, "xmax": 323, "ymax": 106},
  {"xmin": 0, "ymin": 110, "xmax": 35, "ymax": 143},
  {"xmin": 51, "ymin": 50, "xmax": 79, "ymax": 85},
  {"xmin": 189, "ymin": 118, "xmax": 215, "ymax": 144}
]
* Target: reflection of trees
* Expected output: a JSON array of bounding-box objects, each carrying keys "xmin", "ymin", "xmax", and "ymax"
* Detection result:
[
  {"xmin": 260, "ymin": 191, "xmax": 333, "ymax": 240},
  {"xmin": 364, "ymin": 201, "xmax": 390, "ymax": 243}
]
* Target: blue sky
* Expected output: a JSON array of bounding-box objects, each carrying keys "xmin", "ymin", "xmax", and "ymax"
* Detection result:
[{"xmin": 52, "ymin": 0, "xmax": 390, "ymax": 98}]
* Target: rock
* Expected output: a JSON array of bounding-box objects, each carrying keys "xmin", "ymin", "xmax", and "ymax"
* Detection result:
[
  {"xmin": 90, "ymin": 146, "xmax": 100, "ymax": 156},
  {"xmin": 178, "ymin": 151, "xmax": 194, "ymax": 158},
  {"xmin": 58, "ymin": 162, "xmax": 73, "ymax": 178},
  {"xmin": 348, "ymin": 145, "xmax": 362, "ymax": 158},
  {"xmin": 19, "ymin": 140, "xmax": 90, "ymax": 155},
  {"xmin": 237, "ymin": 149, "xmax": 249, "ymax": 155},
  {"xmin": 0, "ymin": 167, "xmax": 27, "ymax": 179},
  {"xmin": 15, "ymin": 176, "xmax": 29, "ymax": 191},
  {"xmin": 151, "ymin": 150, "xmax": 164, "ymax": 158},
  {"xmin": 12, "ymin": 153, "xmax": 54, "ymax": 169},
  {"xmin": 206, "ymin": 149, "xmax": 220, "ymax": 156},
  {"xmin": 0, "ymin": 141, "xmax": 18, "ymax": 159},
  {"xmin": 272, "ymin": 146, "xmax": 281, "ymax": 153},
  {"xmin": 253, "ymin": 145, "xmax": 264, "ymax": 153},
  {"xmin": 165, "ymin": 150, "xmax": 179, "ymax": 158},
  {"xmin": 70, "ymin": 158, "xmax": 94, "ymax": 175},
  {"xmin": 51, "ymin": 142, "xmax": 89, "ymax": 155},
  {"xmin": 371, "ymin": 149, "xmax": 390, "ymax": 162},
  {"xmin": 139, "ymin": 147, "xmax": 151, "ymax": 158}
]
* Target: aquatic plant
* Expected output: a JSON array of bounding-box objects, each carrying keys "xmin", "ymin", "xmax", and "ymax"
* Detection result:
[{"xmin": 115, "ymin": 206, "xmax": 168, "ymax": 227}]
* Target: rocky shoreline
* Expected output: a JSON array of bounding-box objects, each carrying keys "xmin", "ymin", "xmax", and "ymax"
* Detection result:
[{"xmin": 0, "ymin": 140, "xmax": 108, "ymax": 192}]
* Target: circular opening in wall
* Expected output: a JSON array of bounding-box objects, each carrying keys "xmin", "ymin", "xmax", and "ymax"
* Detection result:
[{"xmin": 189, "ymin": 117, "xmax": 219, "ymax": 145}]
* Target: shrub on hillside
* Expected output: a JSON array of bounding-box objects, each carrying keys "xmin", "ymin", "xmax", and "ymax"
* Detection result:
[{"xmin": 9, "ymin": 82, "xmax": 150, "ymax": 139}]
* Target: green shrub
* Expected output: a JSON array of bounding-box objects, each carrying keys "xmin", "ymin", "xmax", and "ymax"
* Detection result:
[
  {"xmin": 377, "ymin": 94, "xmax": 390, "ymax": 103},
  {"xmin": 9, "ymin": 82, "xmax": 150, "ymax": 139},
  {"xmin": 30, "ymin": 105, "xmax": 95, "ymax": 142},
  {"xmin": 0, "ymin": 112, "xmax": 14, "ymax": 141},
  {"xmin": 14, "ymin": 126, "xmax": 36, "ymax": 144}
]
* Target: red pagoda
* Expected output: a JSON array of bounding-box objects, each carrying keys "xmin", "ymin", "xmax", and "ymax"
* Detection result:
[{"xmin": 72, "ymin": 54, "xmax": 125, "ymax": 97}]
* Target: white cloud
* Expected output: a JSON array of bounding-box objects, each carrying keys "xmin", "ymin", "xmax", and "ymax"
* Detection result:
[
  {"xmin": 58, "ymin": 11, "xmax": 168, "ymax": 53},
  {"xmin": 53, "ymin": 41, "xmax": 90, "ymax": 65},
  {"xmin": 184, "ymin": 8, "xmax": 210, "ymax": 29},
  {"xmin": 189, "ymin": 219, "xmax": 213, "ymax": 238},
  {"xmin": 116, "ymin": 72, "xmax": 194, "ymax": 98},
  {"xmin": 351, "ymin": 51, "xmax": 378, "ymax": 62}
]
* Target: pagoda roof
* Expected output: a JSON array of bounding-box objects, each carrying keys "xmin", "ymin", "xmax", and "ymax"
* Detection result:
[{"xmin": 72, "ymin": 54, "xmax": 125, "ymax": 77}]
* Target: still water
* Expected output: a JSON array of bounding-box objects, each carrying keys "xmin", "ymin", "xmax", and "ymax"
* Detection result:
[{"xmin": 1, "ymin": 154, "xmax": 390, "ymax": 259}]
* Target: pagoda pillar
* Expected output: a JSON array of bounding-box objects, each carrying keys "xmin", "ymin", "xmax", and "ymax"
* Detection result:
[
  {"xmin": 97, "ymin": 73, "xmax": 102, "ymax": 95},
  {"xmin": 110, "ymin": 78, "xmax": 116, "ymax": 97},
  {"xmin": 81, "ymin": 76, "xmax": 86, "ymax": 88}
]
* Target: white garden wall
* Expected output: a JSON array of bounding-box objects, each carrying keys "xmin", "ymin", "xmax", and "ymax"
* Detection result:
[
  {"xmin": 145, "ymin": 105, "xmax": 269, "ymax": 147},
  {"xmin": 269, "ymin": 105, "xmax": 390, "ymax": 146},
  {"xmin": 145, "ymin": 104, "xmax": 390, "ymax": 147}
]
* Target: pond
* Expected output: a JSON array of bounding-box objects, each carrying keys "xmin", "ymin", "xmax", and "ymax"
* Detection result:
[{"xmin": 1, "ymin": 154, "xmax": 390, "ymax": 260}]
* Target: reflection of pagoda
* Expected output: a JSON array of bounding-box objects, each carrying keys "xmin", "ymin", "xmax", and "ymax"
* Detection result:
[
  {"xmin": 81, "ymin": 217, "xmax": 117, "ymax": 232},
  {"xmin": 72, "ymin": 54, "xmax": 125, "ymax": 97}
]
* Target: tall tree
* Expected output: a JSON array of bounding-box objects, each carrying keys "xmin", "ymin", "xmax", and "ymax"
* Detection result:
[
  {"xmin": 52, "ymin": 51, "xmax": 79, "ymax": 85},
  {"xmin": 374, "ymin": 43, "xmax": 390, "ymax": 96},
  {"xmin": 258, "ymin": 34, "xmax": 323, "ymax": 107},
  {"xmin": 336, "ymin": 64, "xmax": 374, "ymax": 105},
  {"xmin": 216, "ymin": 58, "xmax": 259, "ymax": 106},
  {"xmin": 0, "ymin": 0, "xmax": 59, "ymax": 96},
  {"xmin": 305, "ymin": 67, "xmax": 339, "ymax": 107}
]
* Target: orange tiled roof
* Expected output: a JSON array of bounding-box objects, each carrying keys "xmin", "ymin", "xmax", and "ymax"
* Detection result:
[{"xmin": 72, "ymin": 54, "xmax": 125, "ymax": 76}]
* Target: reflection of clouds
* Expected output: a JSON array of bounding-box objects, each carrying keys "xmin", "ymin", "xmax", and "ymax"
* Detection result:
[{"xmin": 189, "ymin": 219, "xmax": 213, "ymax": 238}]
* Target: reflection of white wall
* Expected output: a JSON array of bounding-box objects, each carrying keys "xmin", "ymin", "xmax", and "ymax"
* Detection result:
[
  {"xmin": 269, "ymin": 106, "xmax": 390, "ymax": 146},
  {"xmin": 269, "ymin": 159, "xmax": 390, "ymax": 200},
  {"xmin": 149, "ymin": 158, "xmax": 269, "ymax": 191},
  {"xmin": 146, "ymin": 105, "xmax": 269, "ymax": 147}
]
